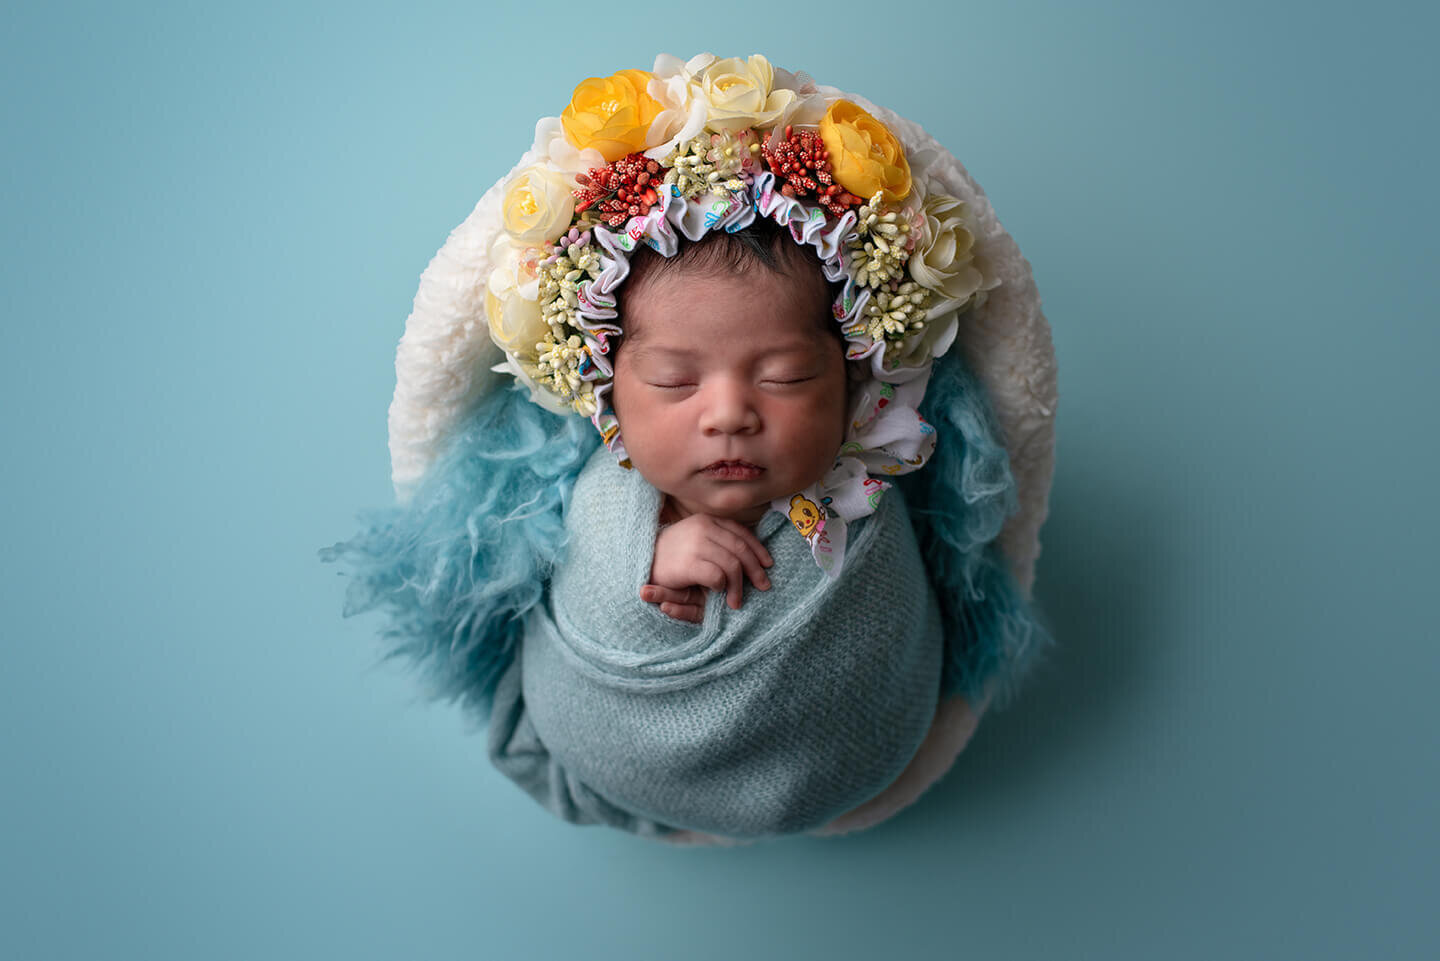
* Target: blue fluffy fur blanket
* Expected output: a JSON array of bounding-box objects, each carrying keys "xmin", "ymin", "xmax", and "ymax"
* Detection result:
[{"xmin": 323, "ymin": 349, "xmax": 1049, "ymax": 811}]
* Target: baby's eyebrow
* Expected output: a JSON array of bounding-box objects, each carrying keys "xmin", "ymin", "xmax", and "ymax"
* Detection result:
[
  {"xmin": 626, "ymin": 339, "xmax": 822, "ymax": 362},
  {"xmin": 624, "ymin": 343, "xmax": 698, "ymax": 360}
]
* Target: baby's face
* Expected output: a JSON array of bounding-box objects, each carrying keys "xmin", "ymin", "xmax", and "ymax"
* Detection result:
[{"xmin": 611, "ymin": 266, "xmax": 848, "ymax": 526}]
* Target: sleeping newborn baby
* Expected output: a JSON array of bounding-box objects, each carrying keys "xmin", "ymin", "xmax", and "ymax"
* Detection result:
[{"xmin": 487, "ymin": 218, "xmax": 946, "ymax": 840}]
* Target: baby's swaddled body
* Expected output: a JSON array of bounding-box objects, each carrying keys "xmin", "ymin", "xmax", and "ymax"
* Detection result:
[{"xmin": 489, "ymin": 447, "xmax": 943, "ymax": 839}]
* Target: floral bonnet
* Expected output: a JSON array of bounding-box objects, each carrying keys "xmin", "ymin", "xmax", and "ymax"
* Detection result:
[{"xmin": 387, "ymin": 54, "xmax": 1057, "ymax": 586}]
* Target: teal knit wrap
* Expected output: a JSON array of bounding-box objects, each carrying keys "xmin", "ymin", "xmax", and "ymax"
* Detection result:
[{"xmin": 488, "ymin": 447, "xmax": 943, "ymax": 839}]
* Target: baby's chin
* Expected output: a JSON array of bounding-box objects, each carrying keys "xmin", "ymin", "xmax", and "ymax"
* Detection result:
[{"xmin": 660, "ymin": 492, "xmax": 774, "ymax": 527}]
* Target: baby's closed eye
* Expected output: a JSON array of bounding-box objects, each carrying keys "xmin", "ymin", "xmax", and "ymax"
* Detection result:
[{"xmin": 759, "ymin": 363, "xmax": 826, "ymax": 386}]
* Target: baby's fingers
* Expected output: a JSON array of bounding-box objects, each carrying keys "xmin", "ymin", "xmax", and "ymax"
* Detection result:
[
  {"xmin": 714, "ymin": 518, "xmax": 773, "ymax": 567},
  {"xmin": 642, "ymin": 584, "xmax": 705, "ymax": 623},
  {"xmin": 711, "ymin": 520, "xmax": 773, "ymax": 591},
  {"xmin": 692, "ymin": 556, "xmax": 744, "ymax": 611},
  {"xmin": 659, "ymin": 601, "xmax": 704, "ymax": 624},
  {"xmin": 640, "ymin": 584, "xmax": 703, "ymax": 608}
]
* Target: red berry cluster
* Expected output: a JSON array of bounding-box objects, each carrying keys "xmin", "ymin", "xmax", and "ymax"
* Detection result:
[
  {"xmin": 762, "ymin": 126, "xmax": 860, "ymax": 217},
  {"xmin": 573, "ymin": 153, "xmax": 663, "ymax": 227}
]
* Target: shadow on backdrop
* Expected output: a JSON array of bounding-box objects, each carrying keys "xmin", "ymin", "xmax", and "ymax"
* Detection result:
[{"xmin": 897, "ymin": 453, "xmax": 1173, "ymax": 831}]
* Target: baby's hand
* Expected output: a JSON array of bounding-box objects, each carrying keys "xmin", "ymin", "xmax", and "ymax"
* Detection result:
[{"xmin": 640, "ymin": 514, "xmax": 774, "ymax": 623}]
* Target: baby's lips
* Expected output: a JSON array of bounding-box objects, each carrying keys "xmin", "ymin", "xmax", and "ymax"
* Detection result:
[{"xmin": 698, "ymin": 459, "xmax": 765, "ymax": 479}]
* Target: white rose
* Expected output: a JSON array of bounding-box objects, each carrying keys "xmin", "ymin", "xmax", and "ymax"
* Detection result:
[
  {"xmin": 765, "ymin": 69, "xmax": 832, "ymax": 136},
  {"xmin": 642, "ymin": 52, "xmax": 714, "ymax": 160},
  {"xmin": 501, "ymin": 165, "xmax": 577, "ymax": 245},
  {"xmin": 700, "ymin": 55, "xmax": 796, "ymax": 132},
  {"xmin": 485, "ymin": 237, "xmax": 546, "ymax": 357},
  {"xmin": 530, "ymin": 116, "xmax": 606, "ymax": 175},
  {"xmin": 909, "ymin": 192, "xmax": 997, "ymax": 308}
]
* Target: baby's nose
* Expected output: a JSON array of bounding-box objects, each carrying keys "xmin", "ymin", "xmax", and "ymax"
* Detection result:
[{"xmin": 699, "ymin": 380, "xmax": 760, "ymax": 435}]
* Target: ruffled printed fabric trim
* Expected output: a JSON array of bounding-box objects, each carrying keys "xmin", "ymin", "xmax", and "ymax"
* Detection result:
[
  {"xmin": 750, "ymin": 174, "xmax": 931, "ymax": 385},
  {"xmin": 580, "ymin": 172, "xmax": 867, "ymax": 467},
  {"xmin": 772, "ymin": 377, "xmax": 936, "ymax": 577},
  {"xmin": 555, "ymin": 173, "xmax": 942, "ymax": 576}
]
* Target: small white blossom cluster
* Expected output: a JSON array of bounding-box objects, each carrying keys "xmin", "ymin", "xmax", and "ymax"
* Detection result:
[
  {"xmin": 527, "ymin": 332, "xmax": 598, "ymax": 415},
  {"xmin": 846, "ymin": 192, "xmax": 916, "ymax": 295},
  {"xmin": 662, "ymin": 130, "xmax": 760, "ymax": 197}
]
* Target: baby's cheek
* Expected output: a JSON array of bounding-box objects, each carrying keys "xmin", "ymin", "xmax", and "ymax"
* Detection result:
[{"xmin": 807, "ymin": 391, "xmax": 848, "ymax": 451}]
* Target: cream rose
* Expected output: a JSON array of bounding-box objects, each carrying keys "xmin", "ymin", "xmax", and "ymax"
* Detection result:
[
  {"xmin": 486, "ymin": 288, "xmax": 547, "ymax": 357},
  {"xmin": 501, "ymin": 166, "xmax": 576, "ymax": 245},
  {"xmin": 699, "ymin": 54, "xmax": 796, "ymax": 132},
  {"xmin": 485, "ymin": 238, "xmax": 546, "ymax": 357},
  {"xmin": 908, "ymin": 193, "xmax": 996, "ymax": 307}
]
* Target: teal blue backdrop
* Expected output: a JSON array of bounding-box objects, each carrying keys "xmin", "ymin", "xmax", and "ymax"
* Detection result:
[{"xmin": 2, "ymin": 1, "xmax": 1436, "ymax": 958}]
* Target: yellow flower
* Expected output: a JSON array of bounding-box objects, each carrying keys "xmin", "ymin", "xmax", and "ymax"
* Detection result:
[
  {"xmin": 700, "ymin": 55, "xmax": 796, "ymax": 132},
  {"xmin": 501, "ymin": 166, "xmax": 576, "ymax": 245},
  {"xmin": 818, "ymin": 100, "xmax": 912, "ymax": 203},
  {"xmin": 910, "ymin": 192, "xmax": 996, "ymax": 307},
  {"xmin": 561, "ymin": 69, "xmax": 663, "ymax": 163}
]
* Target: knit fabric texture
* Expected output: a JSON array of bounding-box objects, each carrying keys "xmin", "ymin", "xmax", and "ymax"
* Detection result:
[{"xmin": 488, "ymin": 447, "xmax": 944, "ymax": 839}]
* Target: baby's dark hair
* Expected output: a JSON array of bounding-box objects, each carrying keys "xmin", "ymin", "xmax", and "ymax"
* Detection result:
[{"xmin": 620, "ymin": 217, "xmax": 842, "ymax": 340}]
